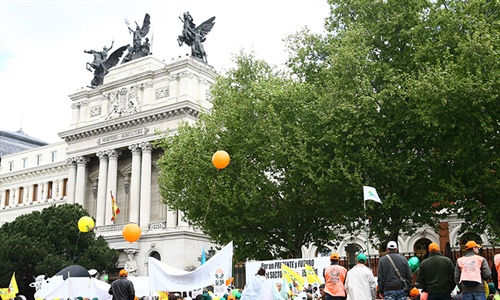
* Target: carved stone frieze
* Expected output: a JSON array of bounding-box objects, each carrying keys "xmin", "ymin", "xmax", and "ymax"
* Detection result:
[
  {"xmin": 90, "ymin": 107, "xmax": 102, "ymax": 117},
  {"xmin": 155, "ymin": 88, "xmax": 169, "ymax": 99},
  {"xmin": 105, "ymin": 86, "xmax": 141, "ymax": 120}
]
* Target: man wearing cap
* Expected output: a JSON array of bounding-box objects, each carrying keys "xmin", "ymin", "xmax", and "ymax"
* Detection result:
[
  {"xmin": 377, "ymin": 241, "xmax": 412, "ymax": 300},
  {"xmin": 455, "ymin": 240, "xmax": 491, "ymax": 300},
  {"xmin": 109, "ymin": 269, "xmax": 136, "ymax": 300},
  {"xmin": 417, "ymin": 242, "xmax": 455, "ymax": 300},
  {"xmin": 323, "ymin": 253, "xmax": 347, "ymax": 300},
  {"xmin": 345, "ymin": 253, "xmax": 376, "ymax": 300}
]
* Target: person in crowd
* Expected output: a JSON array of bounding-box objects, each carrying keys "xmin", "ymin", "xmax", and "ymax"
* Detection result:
[
  {"xmin": 454, "ymin": 240, "xmax": 491, "ymax": 300},
  {"xmin": 323, "ymin": 253, "xmax": 347, "ymax": 300},
  {"xmin": 345, "ymin": 253, "xmax": 376, "ymax": 300},
  {"xmin": 417, "ymin": 242, "xmax": 456, "ymax": 300},
  {"xmin": 377, "ymin": 241, "xmax": 412, "ymax": 300},
  {"xmin": 241, "ymin": 267, "xmax": 285, "ymax": 300},
  {"xmin": 109, "ymin": 269, "xmax": 136, "ymax": 300},
  {"xmin": 318, "ymin": 283, "xmax": 326, "ymax": 300},
  {"xmin": 492, "ymin": 253, "xmax": 500, "ymax": 290}
]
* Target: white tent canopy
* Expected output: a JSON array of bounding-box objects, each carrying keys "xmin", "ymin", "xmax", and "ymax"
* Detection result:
[{"xmin": 35, "ymin": 277, "xmax": 111, "ymax": 299}]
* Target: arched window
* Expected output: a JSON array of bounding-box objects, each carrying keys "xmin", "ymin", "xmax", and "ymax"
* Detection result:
[
  {"xmin": 413, "ymin": 238, "xmax": 432, "ymax": 261},
  {"xmin": 149, "ymin": 250, "xmax": 161, "ymax": 261},
  {"xmin": 459, "ymin": 233, "xmax": 482, "ymax": 254},
  {"xmin": 315, "ymin": 246, "xmax": 332, "ymax": 257},
  {"xmin": 344, "ymin": 243, "xmax": 363, "ymax": 269}
]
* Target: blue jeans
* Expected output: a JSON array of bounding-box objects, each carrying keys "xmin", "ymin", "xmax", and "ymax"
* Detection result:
[
  {"xmin": 462, "ymin": 292, "xmax": 486, "ymax": 300},
  {"xmin": 384, "ymin": 290, "xmax": 407, "ymax": 300},
  {"xmin": 428, "ymin": 293, "xmax": 452, "ymax": 300}
]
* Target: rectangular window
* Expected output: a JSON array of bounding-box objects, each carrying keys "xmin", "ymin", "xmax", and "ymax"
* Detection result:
[
  {"xmin": 22, "ymin": 158, "xmax": 28, "ymax": 168},
  {"xmin": 47, "ymin": 181, "xmax": 53, "ymax": 199},
  {"xmin": 51, "ymin": 151, "xmax": 57, "ymax": 162},
  {"xmin": 9, "ymin": 161, "xmax": 14, "ymax": 171},
  {"xmin": 62, "ymin": 178, "xmax": 68, "ymax": 197},
  {"xmin": 36, "ymin": 154, "xmax": 42, "ymax": 165},
  {"xmin": 33, "ymin": 184, "xmax": 38, "ymax": 202},
  {"xmin": 18, "ymin": 187, "xmax": 24, "ymax": 204},
  {"xmin": 4, "ymin": 190, "xmax": 10, "ymax": 206}
]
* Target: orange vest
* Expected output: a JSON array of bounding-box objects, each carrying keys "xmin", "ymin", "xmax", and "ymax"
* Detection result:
[
  {"xmin": 324, "ymin": 264, "xmax": 347, "ymax": 297},
  {"xmin": 494, "ymin": 254, "xmax": 500, "ymax": 289},
  {"xmin": 457, "ymin": 255, "xmax": 484, "ymax": 285}
]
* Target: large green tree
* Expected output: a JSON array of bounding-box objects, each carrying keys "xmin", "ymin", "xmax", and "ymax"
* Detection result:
[
  {"xmin": 156, "ymin": 54, "xmax": 361, "ymax": 261},
  {"xmin": 286, "ymin": 0, "xmax": 500, "ymax": 244},
  {"xmin": 0, "ymin": 204, "xmax": 118, "ymax": 298}
]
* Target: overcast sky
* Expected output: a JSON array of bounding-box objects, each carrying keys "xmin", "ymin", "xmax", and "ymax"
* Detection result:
[{"xmin": 0, "ymin": 0, "xmax": 329, "ymax": 143}]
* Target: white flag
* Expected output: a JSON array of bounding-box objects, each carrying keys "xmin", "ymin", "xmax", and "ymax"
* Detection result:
[{"xmin": 363, "ymin": 186, "xmax": 382, "ymax": 203}]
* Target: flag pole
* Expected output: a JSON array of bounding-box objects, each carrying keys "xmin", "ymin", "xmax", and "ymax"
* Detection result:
[{"xmin": 363, "ymin": 195, "xmax": 371, "ymax": 267}]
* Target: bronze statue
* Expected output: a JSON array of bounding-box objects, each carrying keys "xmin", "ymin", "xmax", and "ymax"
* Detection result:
[
  {"xmin": 123, "ymin": 13, "xmax": 151, "ymax": 63},
  {"xmin": 85, "ymin": 43, "xmax": 128, "ymax": 87},
  {"xmin": 177, "ymin": 12, "xmax": 215, "ymax": 63}
]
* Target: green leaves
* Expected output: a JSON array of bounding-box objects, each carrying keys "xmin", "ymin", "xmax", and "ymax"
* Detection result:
[{"xmin": 0, "ymin": 204, "xmax": 118, "ymax": 297}]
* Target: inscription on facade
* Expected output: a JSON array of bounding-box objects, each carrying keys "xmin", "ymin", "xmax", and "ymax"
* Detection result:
[{"xmin": 97, "ymin": 128, "xmax": 150, "ymax": 145}]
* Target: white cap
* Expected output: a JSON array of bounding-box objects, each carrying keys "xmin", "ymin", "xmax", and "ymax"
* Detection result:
[{"xmin": 387, "ymin": 241, "xmax": 398, "ymax": 250}]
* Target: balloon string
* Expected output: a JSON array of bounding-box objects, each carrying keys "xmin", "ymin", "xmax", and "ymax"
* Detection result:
[
  {"xmin": 73, "ymin": 231, "xmax": 81, "ymax": 263},
  {"xmin": 204, "ymin": 169, "xmax": 219, "ymax": 222}
]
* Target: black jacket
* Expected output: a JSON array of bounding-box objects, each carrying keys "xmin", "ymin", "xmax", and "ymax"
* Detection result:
[
  {"xmin": 109, "ymin": 276, "xmax": 135, "ymax": 300},
  {"xmin": 417, "ymin": 251, "xmax": 455, "ymax": 294},
  {"xmin": 377, "ymin": 252, "xmax": 412, "ymax": 293}
]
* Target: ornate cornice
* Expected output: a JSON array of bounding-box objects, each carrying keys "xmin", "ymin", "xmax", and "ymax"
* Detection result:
[
  {"xmin": 0, "ymin": 164, "xmax": 68, "ymax": 185},
  {"xmin": 59, "ymin": 105, "xmax": 200, "ymax": 142}
]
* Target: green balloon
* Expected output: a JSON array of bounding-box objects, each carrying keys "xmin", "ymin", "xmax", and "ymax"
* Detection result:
[
  {"xmin": 235, "ymin": 292, "xmax": 241, "ymax": 299},
  {"xmin": 408, "ymin": 256, "xmax": 420, "ymax": 273},
  {"xmin": 103, "ymin": 275, "xmax": 108, "ymax": 282}
]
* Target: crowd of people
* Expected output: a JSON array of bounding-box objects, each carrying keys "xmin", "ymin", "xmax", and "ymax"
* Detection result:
[
  {"xmin": 66, "ymin": 240, "xmax": 500, "ymax": 300},
  {"xmin": 238, "ymin": 240, "xmax": 500, "ymax": 300}
]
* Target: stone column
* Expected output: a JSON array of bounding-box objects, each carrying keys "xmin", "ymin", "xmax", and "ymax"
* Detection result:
[
  {"xmin": 42, "ymin": 182, "xmax": 49, "ymax": 202},
  {"xmin": 129, "ymin": 144, "xmax": 142, "ymax": 224},
  {"xmin": 1, "ymin": 190, "xmax": 6, "ymax": 208},
  {"xmin": 24, "ymin": 184, "xmax": 35, "ymax": 203},
  {"xmin": 96, "ymin": 151, "xmax": 108, "ymax": 227},
  {"xmin": 67, "ymin": 158, "xmax": 77, "ymax": 204},
  {"xmin": 167, "ymin": 208, "xmax": 178, "ymax": 227},
  {"xmin": 139, "ymin": 142, "xmax": 152, "ymax": 229},
  {"xmin": 79, "ymin": 101, "xmax": 89, "ymax": 125},
  {"xmin": 70, "ymin": 102, "xmax": 80, "ymax": 129},
  {"xmin": 105, "ymin": 149, "xmax": 120, "ymax": 225},
  {"xmin": 74, "ymin": 156, "xmax": 89, "ymax": 207},
  {"xmin": 57, "ymin": 179, "xmax": 65, "ymax": 200}
]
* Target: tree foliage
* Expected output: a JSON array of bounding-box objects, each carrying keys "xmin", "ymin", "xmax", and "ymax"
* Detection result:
[
  {"xmin": 156, "ymin": 0, "xmax": 499, "ymax": 260},
  {"xmin": 0, "ymin": 204, "xmax": 118, "ymax": 298},
  {"xmin": 286, "ymin": 0, "xmax": 500, "ymax": 244}
]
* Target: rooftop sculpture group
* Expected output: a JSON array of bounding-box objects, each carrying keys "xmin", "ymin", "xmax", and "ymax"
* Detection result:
[
  {"xmin": 177, "ymin": 12, "xmax": 216, "ymax": 63},
  {"xmin": 84, "ymin": 12, "xmax": 215, "ymax": 88}
]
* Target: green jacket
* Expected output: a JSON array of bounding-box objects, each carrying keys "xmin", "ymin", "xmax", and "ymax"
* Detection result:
[{"xmin": 417, "ymin": 251, "xmax": 455, "ymax": 294}]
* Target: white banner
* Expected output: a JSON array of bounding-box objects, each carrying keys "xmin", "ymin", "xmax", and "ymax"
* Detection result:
[
  {"xmin": 149, "ymin": 241, "xmax": 233, "ymax": 293},
  {"xmin": 245, "ymin": 256, "xmax": 330, "ymax": 285}
]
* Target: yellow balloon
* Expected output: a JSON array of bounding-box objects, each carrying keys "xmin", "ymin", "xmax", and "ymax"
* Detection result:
[{"xmin": 78, "ymin": 216, "xmax": 95, "ymax": 232}]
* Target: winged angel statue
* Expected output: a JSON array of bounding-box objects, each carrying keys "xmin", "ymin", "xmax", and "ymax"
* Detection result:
[
  {"xmin": 85, "ymin": 41, "xmax": 128, "ymax": 88},
  {"xmin": 177, "ymin": 12, "xmax": 216, "ymax": 63},
  {"xmin": 123, "ymin": 13, "xmax": 152, "ymax": 63}
]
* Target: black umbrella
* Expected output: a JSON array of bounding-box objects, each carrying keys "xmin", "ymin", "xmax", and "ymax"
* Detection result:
[{"xmin": 55, "ymin": 265, "xmax": 90, "ymax": 280}]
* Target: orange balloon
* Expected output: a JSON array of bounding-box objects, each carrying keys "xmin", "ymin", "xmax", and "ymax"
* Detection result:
[
  {"xmin": 212, "ymin": 150, "xmax": 230, "ymax": 169},
  {"xmin": 123, "ymin": 223, "xmax": 141, "ymax": 243}
]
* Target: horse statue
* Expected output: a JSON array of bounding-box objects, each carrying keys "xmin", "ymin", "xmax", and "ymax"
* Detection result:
[{"xmin": 177, "ymin": 12, "xmax": 216, "ymax": 63}]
